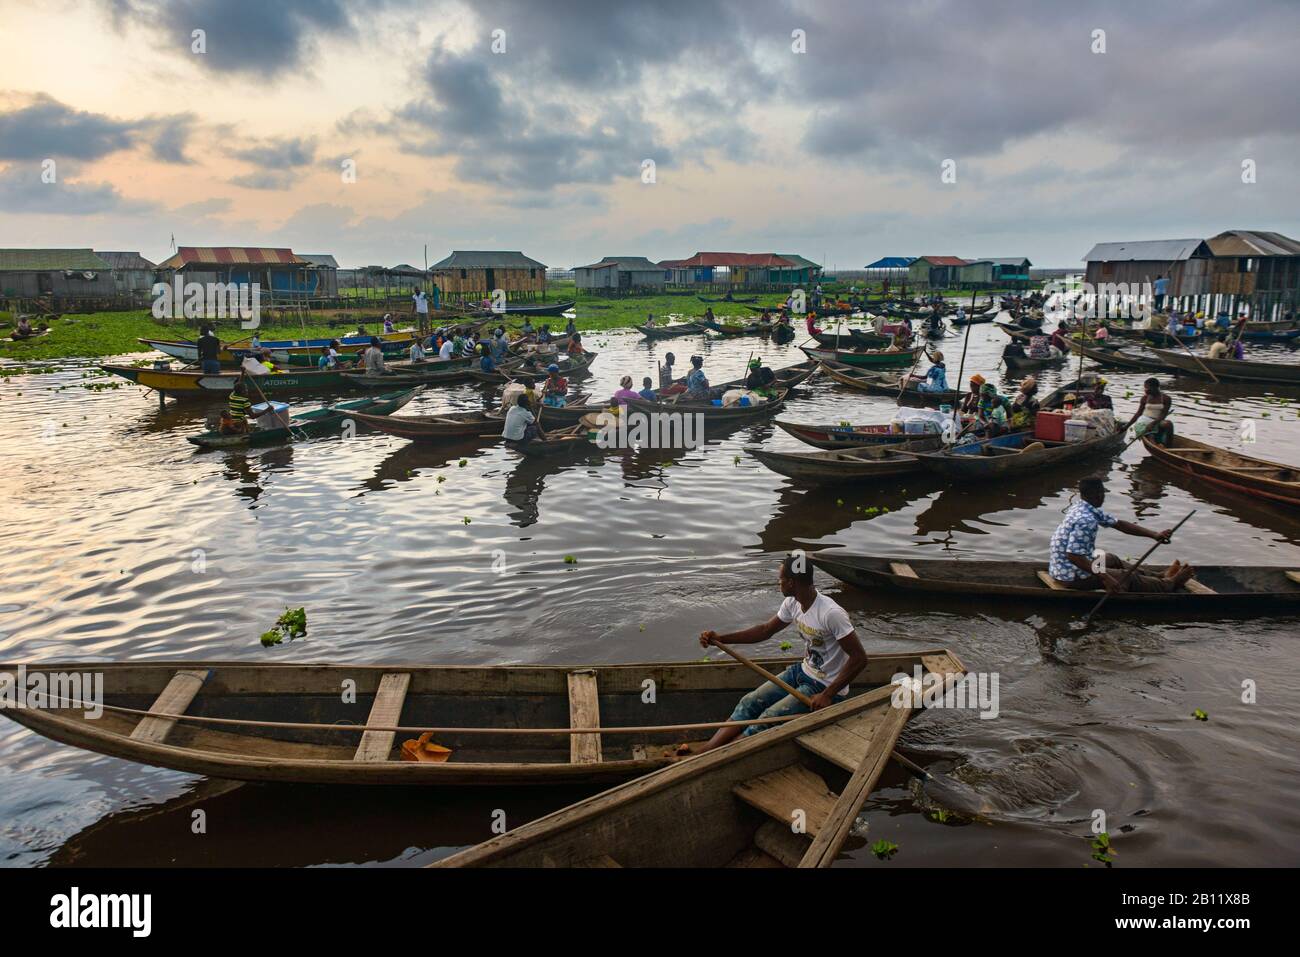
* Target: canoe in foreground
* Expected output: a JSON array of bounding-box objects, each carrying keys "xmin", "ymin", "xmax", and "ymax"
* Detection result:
[
  {"xmin": 810, "ymin": 553, "xmax": 1300, "ymax": 610},
  {"xmin": 1142, "ymin": 434, "xmax": 1300, "ymax": 507},
  {"xmin": 911, "ymin": 428, "xmax": 1125, "ymax": 477},
  {"xmin": 748, "ymin": 436, "xmax": 942, "ymax": 483},
  {"xmin": 0, "ymin": 653, "xmax": 959, "ymax": 787},
  {"xmin": 434, "ymin": 651, "xmax": 966, "ymax": 867},
  {"xmin": 187, "ymin": 388, "xmax": 419, "ymax": 449},
  {"xmin": 1146, "ymin": 348, "xmax": 1300, "ymax": 384}
]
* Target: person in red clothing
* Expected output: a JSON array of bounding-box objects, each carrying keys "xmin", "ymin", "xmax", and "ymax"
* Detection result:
[{"xmin": 805, "ymin": 311, "xmax": 821, "ymax": 336}]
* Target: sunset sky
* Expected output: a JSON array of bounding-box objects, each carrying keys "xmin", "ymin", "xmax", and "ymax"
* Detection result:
[{"xmin": 2, "ymin": 0, "xmax": 1298, "ymax": 270}]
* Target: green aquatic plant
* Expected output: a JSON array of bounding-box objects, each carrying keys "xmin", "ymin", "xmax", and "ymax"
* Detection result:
[
  {"xmin": 1089, "ymin": 831, "xmax": 1116, "ymax": 866},
  {"xmin": 871, "ymin": 840, "xmax": 898, "ymax": 860},
  {"xmin": 260, "ymin": 607, "xmax": 308, "ymax": 647},
  {"xmin": 1192, "ymin": 708, "xmax": 1208, "ymax": 721}
]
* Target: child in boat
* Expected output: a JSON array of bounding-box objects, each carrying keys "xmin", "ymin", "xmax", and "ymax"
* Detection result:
[
  {"xmin": 639, "ymin": 376, "xmax": 657, "ymax": 401},
  {"xmin": 691, "ymin": 554, "xmax": 869, "ymax": 753},
  {"xmin": 1048, "ymin": 477, "xmax": 1193, "ymax": 592}
]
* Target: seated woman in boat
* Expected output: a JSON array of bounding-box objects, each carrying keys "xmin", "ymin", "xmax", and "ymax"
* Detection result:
[
  {"xmin": 519, "ymin": 318, "xmax": 536, "ymax": 338},
  {"xmin": 478, "ymin": 343, "xmax": 497, "ymax": 373},
  {"xmin": 12, "ymin": 316, "xmax": 35, "ymax": 339},
  {"xmin": 542, "ymin": 364, "xmax": 568, "ymax": 406},
  {"xmin": 612, "ymin": 375, "xmax": 641, "ymax": 406},
  {"xmin": 1009, "ymin": 376, "xmax": 1039, "ymax": 428},
  {"xmin": 972, "ymin": 382, "xmax": 1010, "ymax": 436},
  {"xmin": 409, "ymin": 339, "xmax": 427, "ymax": 363},
  {"xmin": 503, "ymin": 393, "xmax": 540, "ymax": 448},
  {"xmin": 537, "ymin": 324, "xmax": 553, "ymax": 344},
  {"xmin": 927, "ymin": 312, "xmax": 946, "ymax": 336},
  {"xmin": 1049, "ymin": 325, "xmax": 1069, "ymax": 353},
  {"xmin": 359, "ymin": 337, "xmax": 388, "ymax": 376},
  {"xmin": 639, "ymin": 376, "xmax": 657, "ymax": 401},
  {"xmin": 1124, "ymin": 378, "xmax": 1174, "ymax": 445},
  {"xmin": 959, "ymin": 373, "xmax": 986, "ymax": 414},
  {"xmin": 915, "ymin": 349, "xmax": 949, "ymax": 393},
  {"xmin": 643, "ymin": 313, "xmax": 657, "ymax": 329},
  {"xmin": 685, "ymin": 355, "xmax": 711, "ymax": 400},
  {"xmin": 1085, "ymin": 377, "xmax": 1113, "ymax": 410},
  {"xmin": 1094, "ymin": 320, "xmax": 1110, "ymax": 342},
  {"xmin": 1048, "ymin": 477, "xmax": 1193, "ymax": 592},
  {"xmin": 565, "ymin": 316, "xmax": 577, "ymax": 337},
  {"xmin": 1003, "ymin": 339, "xmax": 1028, "ymax": 360},
  {"xmin": 567, "ymin": 332, "xmax": 586, "ymax": 356},
  {"xmin": 383, "ymin": 314, "xmax": 396, "ymax": 334},
  {"xmin": 690, "ymin": 554, "xmax": 869, "ymax": 754},
  {"xmin": 743, "ymin": 359, "xmax": 778, "ymax": 397},
  {"xmin": 805, "ymin": 312, "xmax": 821, "ymax": 336}
]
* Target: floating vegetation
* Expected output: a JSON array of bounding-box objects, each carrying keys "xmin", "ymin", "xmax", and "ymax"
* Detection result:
[{"xmin": 260, "ymin": 607, "xmax": 308, "ymax": 647}]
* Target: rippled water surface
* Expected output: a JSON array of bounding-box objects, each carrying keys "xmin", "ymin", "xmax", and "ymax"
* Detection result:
[{"xmin": 3, "ymin": 318, "xmax": 1299, "ymax": 867}]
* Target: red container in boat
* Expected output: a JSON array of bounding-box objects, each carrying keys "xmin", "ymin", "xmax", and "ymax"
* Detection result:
[{"xmin": 1034, "ymin": 410, "xmax": 1069, "ymax": 442}]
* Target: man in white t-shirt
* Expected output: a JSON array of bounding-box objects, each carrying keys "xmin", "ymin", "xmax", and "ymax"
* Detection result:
[
  {"xmin": 413, "ymin": 290, "xmax": 428, "ymax": 316},
  {"xmin": 438, "ymin": 336, "xmax": 455, "ymax": 361},
  {"xmin": 694, "ymin": 554, "xmax": 868, "ymax": 752}
]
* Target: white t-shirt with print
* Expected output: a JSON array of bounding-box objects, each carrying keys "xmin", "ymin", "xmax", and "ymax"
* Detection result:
[{"xmin": 777, "ymin": 594, "xmax": 854, "ymax": 695}]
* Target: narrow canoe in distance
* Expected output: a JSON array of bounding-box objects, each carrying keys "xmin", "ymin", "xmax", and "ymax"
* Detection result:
[
  {"xmin": 810, "ymin": 553, "xmax": 1300, "ymax": 611},
  {"xmin": 347, "ymin": 408, "xmax": 506, "ymax": 441},
  {"xmin": 774, "ymin": 420, "xmax": 919, "ymax": 450},
  {"xmin": 434, "ymin": 652, "xmax": 967, "ymax": 867},
  {"xmin": 0, "ymin": 652, "xmax": 962, "ymax": 787},
  {"xmin": 1142, "ymin": 434, "xmax": 1300, "ymax": 507},
  {"xmin": 187, "ymin": 388, "xmax": 419, "ymax": 449},
  {"xmin": 747, "ymin": 436, "xmax": 943, "ymax": 483},
  {"xmin": 1146, "ymin": 348, "xmax": 1300, "ymax": 385}
]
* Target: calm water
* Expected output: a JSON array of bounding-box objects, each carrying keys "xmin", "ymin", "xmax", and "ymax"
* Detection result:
[{"xmin": 3, "ymin": 315, "xmax": 1299, "ymax": 867}]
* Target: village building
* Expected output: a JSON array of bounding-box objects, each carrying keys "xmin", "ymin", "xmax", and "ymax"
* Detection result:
[
  {"xmin": 155, "ymin": 246, "xmax": 323, "ymax": 300},
  {"xmin": 574, "ymin": 256, "xmax": 666, "ymax": 293},
  {"xmin": 907, "ymin": 256, "xmax": 969, "ymax": 289},
  {"xmin": 430, "ymin": 251, "xmax": 548, "ymax": 302},
  {"xmin": 0, "ymin": 248, "xmax": 115, "ymax": 301},
  {"xmin": 94, "ymin": 251, "xmax": 158, "ymax": 297}
]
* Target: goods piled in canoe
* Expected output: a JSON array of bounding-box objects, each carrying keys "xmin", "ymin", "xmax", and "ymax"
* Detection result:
[{"xmin": 188, "ymin": 388, "xmax": 419, "ymax": 449}]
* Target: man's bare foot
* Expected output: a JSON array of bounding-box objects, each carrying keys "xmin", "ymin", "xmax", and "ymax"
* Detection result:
[
  {"xmin": 1170, "ymin": 564, "xmax": 1197, "ymax": 589},
  {"xmin": 1163, "ymin": 560, "xmax": 1184, "ymax": 578}
]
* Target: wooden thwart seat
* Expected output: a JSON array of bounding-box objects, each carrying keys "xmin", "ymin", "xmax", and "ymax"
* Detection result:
[
  {"xmin": 130, "ymin": 669, "xmax": 210, "ymax": 744},
  {"xmin": 1286, "ymin": 571, "xmax": 1300, "ymax": 585},
  {"xmin": 1036, "ymin": 570, "xmax": 1069, "ymax": 590},
  {"xmin": 889, "ymin": 562, "xmax": 919, "ymax": 579},
  {"xmin": 353, "ymin": 673, "xmax": 411, "ymax": 762},
  {"xmin": 1182, "ymin": 579, "xmax": 1216, "ymax": 595},
  {"xmin": 732, "ymin": 764, "xmax": 839, "ymax": 836},
  {"xmin": 568, "ymin": 669, "xmax": 602, "ymax": 764}
]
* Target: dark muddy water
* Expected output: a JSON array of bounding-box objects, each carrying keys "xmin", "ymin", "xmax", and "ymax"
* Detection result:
[{"xmin": 2, "ymin": 316, "xmax": 1299, "ymax": 867}]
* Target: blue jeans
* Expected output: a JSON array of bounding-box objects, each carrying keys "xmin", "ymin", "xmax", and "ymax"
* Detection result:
[
  {"xmin": 201, "ymin": 359, "xmax": 221, "ymax": 374},
  {"xmin": 729, "ymin": 663, "xmax": 827, "ymax": 736}
]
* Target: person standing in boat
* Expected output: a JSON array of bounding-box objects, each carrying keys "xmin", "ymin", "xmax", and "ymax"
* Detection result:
[
  {"xmin": 1124, "ymin": 378, "xmax": 1174, "ymax": 445},
  {"xmin": 1153, "ymin": 275, "xmax": 1169, "ymax": 313},
  {"xmin": 196, "ymin": 324, "xmax": 221, "ymax": 375},
  {"xmin": 1048, "ymin": 477, "xmax": 1192, "ymax": 592},
  {"xmin": 693, "ymin": 554, "xmax": 869, "ymax": 752}
]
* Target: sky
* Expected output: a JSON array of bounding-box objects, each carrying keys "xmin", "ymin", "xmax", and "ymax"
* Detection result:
[{"xmin": 1, "ymin": 0, "xmax": 1298, "ymax": 270}]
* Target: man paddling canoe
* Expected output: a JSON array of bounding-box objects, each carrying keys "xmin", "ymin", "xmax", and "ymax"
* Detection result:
[
  {"xmin": 691, "ymin": 555, "xmax": 869, "ymax": 753},
  {"xmin": 1048, "ymin": 477, "xmax": 1194, "ymax": 592}
]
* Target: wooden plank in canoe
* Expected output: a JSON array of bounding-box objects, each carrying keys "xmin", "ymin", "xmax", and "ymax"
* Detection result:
[
  {"xmin": 353, "ymin": 673, "xmax": 411, "ymax": 762},
  {"xmin": 1183, "ymin": 579, "xmax": 1217, "ymax": 595},
  {"xmin": 568, "ymin": 669, "xmax": 602, "ymax": 764},
  {"xmin": 799, "ymin": 703, "xmax": 910, "ymax": 868},
  {"xmin": 796, "ymin": 706, "xmax": 889, "ymax": 772},
  {"xmin": 889, "ymin": 562, "xmax": 919, "ymax": 579},
  {"xmin": 753, "ymin": 819, "xmax": 812, "ymax": 867},
  {"xmin": 1287, "ymin": 571, "xmax": 1300, "ymax": 585},
  {"xmin": 1036, "ymin": 570, "xmax": 1069, "ymax": 590},
  {"xmin": 574, "ymin": 854, "xmax": 622, "ymax": 867},
  {"xmin": 732, "ymin": 764, "xmax": 839, "ymax": 835},
  {"xmin": 727, "ymin": 846, "xmax": 785, "ymax": 868},
  {"xmin": 129, "ymin": 669, "xmax": 210, "ymax": 744}
]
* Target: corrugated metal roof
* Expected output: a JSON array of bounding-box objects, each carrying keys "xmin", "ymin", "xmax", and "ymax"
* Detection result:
[
  {"xmin": 918, "ymin": 256, "xmax": 969, "ymax": 266},
  {"xmin": 965, "ymin": 257, "xmax": 1032, "ymax": 267},
  {"xmin": 1206, "ymin": 230, "xmax": 1300, "ymax": 258},
  {"xmin": 864, "ymin": 257, "xmax": 916, "ymax": 269},
  {"xmin": 94, "ymin": 251, "xmax": 156, "ymax": 270},
  {"xmin": 430, "ymin": 250, "xmax": 548, "ymax": 270},
  {"xmin": 0, "ymin": 248, "xmax": 112, "ymax": 271},
  {"xmin": 658, "ymin": 259, "xmax": 691, "ymax": 268},
  {"xmin": 298, "ymin": 253, "xmax": 339, "ymax": 268},
  {"xmin": 1083, "ymin": 239, "xmax": 1210, "ymax": 262},
  {"xmin": 576, "ymin": 256, "xmax": 663, "ymax": 271},
  {"xmin": 676, "ymin": 252, "xmax": 797, "ymax": 268},
  {"xmin": 157, "ymin": 246, "xmax": 308, "ymax": 269}
]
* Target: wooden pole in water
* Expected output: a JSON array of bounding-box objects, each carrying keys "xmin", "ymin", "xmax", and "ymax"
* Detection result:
[{"xmin": 950, "ymin": 288, "xmax": 978, "ymax": 440}]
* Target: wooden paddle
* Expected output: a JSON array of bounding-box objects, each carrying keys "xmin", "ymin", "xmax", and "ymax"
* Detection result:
[
  {"xmin": 712, "ymin": 640, "xmax": 941, "ymax": 785},
  {"xmin": 1080, "ymin": 509, "xmax": 1196, "ymax": 626},
  {"xmin": 1166, "ymin": 325, "xmax": 1219, "ymax": 384}
]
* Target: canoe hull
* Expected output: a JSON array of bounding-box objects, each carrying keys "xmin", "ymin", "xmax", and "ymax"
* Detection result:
[
  {"xmin": 187, "ymin": 389, "xmax": 418, "ymax": 449},
  {"xmin": 1147, "ymin": 348, "xmax": 1300, "ymax": 384},
  {"xmin": 913, "ymin": 429, "xmax": 1125, "ymax": 478},
  {"xmin": 748, "ymin": 437, "xmax": 941, "ymax": 482},
  {"xmin": 801, "ymin": 345, "xmax": 923, "ymax": 368},
  {"xmin": 1142, "ymin": 435, "xmax": 1300, "ymax": 507}
]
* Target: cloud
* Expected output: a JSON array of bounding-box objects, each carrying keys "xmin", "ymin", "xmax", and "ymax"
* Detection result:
[
  {"xmin": 227, "ymin": 136, "xmax": 317, "ymax": 169},
  {"xmin": 0, "ymin": 163, "xmax": 160, "ymax": 215},
  {"xmin": 0, "ymin": 93, "xmax": 140, "ymax": 161}
]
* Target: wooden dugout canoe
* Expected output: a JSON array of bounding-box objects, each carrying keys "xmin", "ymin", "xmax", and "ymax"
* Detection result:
[
  {"xmin": 347, "ymin": 408, "xmax": 507, "ymax": 441},
  {"xmin": 623, "ymin": 390, "xmax": 787, "ymax": 424},
  {"xmin": 910, "ymin": 428, "xmax": 1125, "ymax": 478},
  {"xmin": 1141, "ymin": 434, "xmax": 1300, "ymax": 507},
  {"xmin": 774, "ymin": 420, "xmax": 918, "ymax": 450},
  {"xmin": 469, "ymin": 351, "xmax": 598, "ymax": 385},
  {"xmin": 340, "ymin": 356, "xmax": 476, "ymax": 387},
  {"xmin": 639, "ymin": 322, "xmax": 703, "ymax": 340},
  {"xmin": 100, "ymin": 363, "xmax": 362, "ymax": 398},
  {"xmin": 1146, "ymin": 348, "xmax": 1300, "ymax": 384},
  {"xmin": 747, "ymin": 436, "xmax": 942, "ymax": 483},
  {"xmin": 800, "ymin": 344, "xmax": 924, "ymax": 368},
  {"xmin": 818, "ymin": 358, "xmax": 962, "ymax": 406},
  {"xmin": 809, "ymin": 553, "xmax": 1300, "ymax": 611},
  {"xmin": 138, "ymin": 336, "xmax": 411, "ymax": 368},
  {"xmin": 434, "ymin": 652, "xmax": 967, "ymax": 867},
  {"xmin": 0, "ymin": 653, "xmax": 961, "ymax": 787},
  {"xmin": 810, "ymin": 328, "xmax": 891, "ymax": 349},
  {"xmin": 1002, "ymin": 348, "xmax": 1065, "ymax": 372},
  {"xmin": 187, "ymin": 388, "xmax": 419, "ymax": 449},
  {"xmin": 1065, "ymin": 337, "xmax": 1175, "ymax": 373}
]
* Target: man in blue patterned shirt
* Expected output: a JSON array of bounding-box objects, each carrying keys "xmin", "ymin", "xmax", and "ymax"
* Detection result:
[{"xmin": 1048, "ymin": 478, "xmax": 1194, "ymax": 592}]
